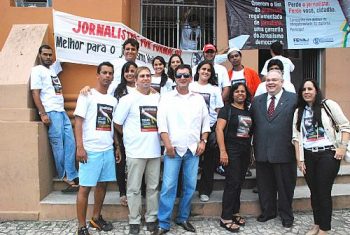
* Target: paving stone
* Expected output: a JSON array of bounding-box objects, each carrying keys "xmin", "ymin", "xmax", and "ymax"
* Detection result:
[{"xmin": 1, "ymin": 209, "xmax": 350, "ymax": 234}]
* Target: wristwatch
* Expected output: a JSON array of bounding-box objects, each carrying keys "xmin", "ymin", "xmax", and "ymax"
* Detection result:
[
  {"xmin": 200, "ymin": 139, "xmax": 207, "ymax": 144},
  {"xmin": 38, "ymin": 111, "xmax": 47, "ymax": 116}
]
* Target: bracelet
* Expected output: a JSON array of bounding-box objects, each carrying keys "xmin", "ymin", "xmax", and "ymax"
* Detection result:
[{"xmin": 39, "ymin": 111, "xmax": 47, "ymax": 116}]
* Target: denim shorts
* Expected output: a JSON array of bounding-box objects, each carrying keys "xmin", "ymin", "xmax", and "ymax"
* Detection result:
[{"xmin": 79, "ymin": 148, "xmax": 116, "ymax": 186}]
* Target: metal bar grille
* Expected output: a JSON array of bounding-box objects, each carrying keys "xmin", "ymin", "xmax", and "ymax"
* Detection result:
[{"xmin": 141, "ymin": 0, "xmax": 216, "ymax": 49}]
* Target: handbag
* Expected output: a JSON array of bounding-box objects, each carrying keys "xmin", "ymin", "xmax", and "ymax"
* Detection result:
[
  {"xmin": 322, "ymin": 99, "xmax": 350, "ymax": 162},
  {"xmin": 207, "ymin": 105, "xmax": 232, "ymax": 149}
]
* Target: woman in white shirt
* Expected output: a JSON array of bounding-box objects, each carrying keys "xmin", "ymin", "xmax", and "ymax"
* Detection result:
[
  {"xmin": 190, "ymin": 60, "xmax": 224, "ymax": 202},
  {"xmin": 292, "ymin": 79, "xmax": 350, "ymax": 235},
  {"xmin": 151, "ymin": 56, "xmax": 174, "ymax": 94}
]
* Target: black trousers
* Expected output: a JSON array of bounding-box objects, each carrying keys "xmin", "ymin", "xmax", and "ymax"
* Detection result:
[
  {"xmin": 198, "ymin": 144, "xmax": 219, "ymax": 196},
  {"xmin": 116, "ymin": 138, "xmax": 127, "ymax": 196},
  {"xmin": 304, "ymin": 149, "xmax": 340, "ymax": 231},
  {"xmin": 256, "ymin": 161, "xmax": 297, "ymax": 223},
  {"xmin": 221, "ymin": 146, "xmax": 250, "ymax": 219}
]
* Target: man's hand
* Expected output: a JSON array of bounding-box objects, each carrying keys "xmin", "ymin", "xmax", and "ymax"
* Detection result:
[
  {"xmin": 165, "ymin": 145, "xmax": 176, "ymax": 157},
  {"xmin": 76, "ymin": 146, "xmax": 87, "ymax": 164},
  {"xmin": 219, "ymin": 150, "xmax": 229, "ymax": 166},
  {"xmin": 40, "ymin": 114, "xmax": 51, "ymax": 126},
  {"xmin": 115, "ymin": 147, "xmax": 122, "ymax": 163},
  {"xmin": 195, "ymin": 141, "xmax": 206, "ymax": 156}
]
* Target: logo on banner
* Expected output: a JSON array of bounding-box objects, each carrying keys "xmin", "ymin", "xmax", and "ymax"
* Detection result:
[
  {"xmin": 293, "ymin": 38, "xmax": 309, "ymax": 46},
  {"xmin": 313, "ymin": 37, "xmax": 334, "ymax": 45}
]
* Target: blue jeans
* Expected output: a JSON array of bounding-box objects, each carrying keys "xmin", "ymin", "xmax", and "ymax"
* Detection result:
[
  {"xmin": 158, "ymin": 149, "xmax": 199, "ymax": 230},
  {"xmin": 47, "ymin": 111, "xmax": 78, "ymax": 181}
]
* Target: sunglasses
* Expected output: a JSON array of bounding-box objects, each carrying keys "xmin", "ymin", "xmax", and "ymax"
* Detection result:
[{"xmin": 175, "ymin": 73, "xmax": 191, "ymax": 79}]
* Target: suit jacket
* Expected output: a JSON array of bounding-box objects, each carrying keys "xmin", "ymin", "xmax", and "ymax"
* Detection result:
[{"xmin": 251, "ymin": 90, "xmax": 297, "ymax": 163}]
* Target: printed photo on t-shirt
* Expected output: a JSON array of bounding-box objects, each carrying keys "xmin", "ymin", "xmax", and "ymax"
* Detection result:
[
  {"xmin": 304, "ymin": 115, "xmax": 325, "ymax": 141},
  {"xmin": 51, "ymin": 75, "xmax": 62, "ymax": 95},
  {"xmin": 236, "ymin": 115, "xmax": 252, "ymax": 138},
  {"xmin": 231, "ymin": 78, "xmax": 246, "ymax": 86},
  {"xmin": 193, "ymin": 92, "xmax": 211, "ymax": 110},
  {"xmin": 150, "ymin": 83, "xmax": 161, "ymax": 93},
  {"xmin": 139, "ymin": 106, "xmax": 158, "ymax": 132},
  {"xmin": 96, "ymin": 104, "xmax": 114, "ymax": 131}
]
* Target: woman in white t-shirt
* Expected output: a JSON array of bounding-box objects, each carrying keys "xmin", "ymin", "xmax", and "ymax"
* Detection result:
[
  {"xmin": 151, "ymin": 56, "xmax": 174, "ymax": 94},
  {"xmin": 190, "ymin": 60, "xmax": 224, "ymax": 202},
  {"xmin": 114, "ymin": 61, "xmax": 137, "ymax": 100},
  {"xmin": 114, "ymin": 61, "xmax": 138, "ymax": 207},
  {"xmin": 167, "ymin": 54, "xmax": 184, "ymax": 82}
]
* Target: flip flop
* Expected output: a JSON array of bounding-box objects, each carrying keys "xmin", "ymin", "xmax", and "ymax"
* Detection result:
[{"xmin": 61, "ymin": 184, "xmax": 79, "ymax": 193}]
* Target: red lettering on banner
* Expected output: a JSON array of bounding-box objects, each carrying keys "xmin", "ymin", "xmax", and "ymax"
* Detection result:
[
  {"xmin": 261, "ymin": 20, "xmax": 283, "ymax": 27},
  {"xmin": 72, "ymin": 20, "xmax": 120, "ymax": 39}
]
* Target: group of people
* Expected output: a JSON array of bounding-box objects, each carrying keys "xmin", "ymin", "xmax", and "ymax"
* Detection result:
[{"xmin": 30, "ymin": 39, "xmax": 350, "ymax": 235}]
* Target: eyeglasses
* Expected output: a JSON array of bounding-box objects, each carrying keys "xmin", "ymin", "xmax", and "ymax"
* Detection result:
[
  {"xmin": 175, "ymin": 73, "xmax": 191, "ymax": 79},
  {"xmin": 138, "ymin": 74, "xmax": 151, "ymax": 78}
]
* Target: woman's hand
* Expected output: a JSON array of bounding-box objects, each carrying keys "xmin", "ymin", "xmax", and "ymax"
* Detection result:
[
  {"xmin": 334, "ymin": 147, "xmax": 346, "ymax": 160},
  {"xmin": 297, "ymin": 160, "xmax": 306, "ymax": 174},
  {"xmin": 220, "ymin": 150, "xmax": 229, "ymax": 166}
]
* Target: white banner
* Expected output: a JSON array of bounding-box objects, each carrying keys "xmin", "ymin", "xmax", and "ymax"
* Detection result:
[{"xmin": 53, "ymin": 10, "xmax": 203, "ymax": 67}]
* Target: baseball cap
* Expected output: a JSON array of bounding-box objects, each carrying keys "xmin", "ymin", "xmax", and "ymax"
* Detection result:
[
  {"xmin": 203, "ymin": 44, "xmax": 216, "ymax": 52},
  {"xmin": 227, "ymin": 47, "xmax": 241, "ymax": 58}
]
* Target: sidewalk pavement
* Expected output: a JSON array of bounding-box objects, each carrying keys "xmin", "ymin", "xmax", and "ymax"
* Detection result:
[{"xmin": 1, "ymin": 209, "xmax": 350, "ymax": 234}]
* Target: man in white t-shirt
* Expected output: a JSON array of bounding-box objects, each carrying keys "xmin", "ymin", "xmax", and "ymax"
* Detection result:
[
  {"xmin": 30, "ymin": 45, "xmax": 78, "ymax": 192},
  {"xmin": 192, "ymin": 43, "xmax": 231, "ymax": 101},
  {"xmin": 108, "ymin": 38, "xmax": 149, "ymax": 95},
  {"xmin": 114, "ymin": 67, "xmax": 161, "ymax": 234},
  {"xmin": 261, "ymin": 41, "xmax": 295, "ymax": 83},
  {"xmin": 154, "ymin": 64, "xmax": 210, "ymax": 234},
  {"xmin": 255, "ymin": 59, "xmax": 296, "ymax": 97},
  {"xmin": 74, "ymin": 62, "xmax": 117, "ymax": 235}
]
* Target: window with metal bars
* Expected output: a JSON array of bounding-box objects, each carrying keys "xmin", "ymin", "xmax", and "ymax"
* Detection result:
[{"xmin": 141, "ymin": 0, "xmax": 216, "ymax": 50}]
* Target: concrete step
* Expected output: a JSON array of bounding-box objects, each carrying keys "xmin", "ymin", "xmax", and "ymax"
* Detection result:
[
  {"xmin": 39, "ymin": 183, "xmax": 350, "ymax": 220},
  {"xmin": 53, "ymin": 165, "xmax": 350, "ymax": 191}
]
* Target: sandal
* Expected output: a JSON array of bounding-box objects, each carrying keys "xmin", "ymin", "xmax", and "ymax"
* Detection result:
[
  {"xmin": 220, "ymin": 219, "xmax": 240, "ymax": 233},
  {"xmin": 120, "ymin": 195, "xmax": 128, "ymax": 207},
  {"xmin": 61, "ymin": 184, "xmax": 79, "ymax": 193},
  {"xmin": 232, "ymin": 214, "xmax": 246, "ymax": 226}
]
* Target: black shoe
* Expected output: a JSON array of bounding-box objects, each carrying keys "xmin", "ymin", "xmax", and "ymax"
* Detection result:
[
  {"xmin": 146, "ymin": 221, "xmax": 158, "ymax": 232},
  {"xmin": 89, "ymin": 215, "xmax": 113, "ymax": 231},
  {"xmin": 176, "ymin": 221, "xmax": 196, "ymax": 232},
  {"xmin": 77, "ymin": 226, "xmax": 90, "ymax": 235},
  {"xmin": 129, "ymin": 224, "xmax": 140, "ymax": 234},
  {"xmin": 282, "ymin": 220, "xmax": 293, "ymax": 228},
  {"xmin": 257, "ymin": 214, "xmax": 276, "ymax": 222},
  {"xmin": 245, "ymin": 170, "xmax": 252, "ymax": 177},
  {"xmin": 252, "ymin": 187, "xmax": 258, "ymax": 193},
  {"xmin": 152, "ymin": 227, "xmax": 169, "ymax": 235}
]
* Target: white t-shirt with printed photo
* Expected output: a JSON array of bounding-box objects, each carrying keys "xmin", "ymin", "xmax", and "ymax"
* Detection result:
[
  {"xmin": 189, "ymin": 82, "xmax": 224, "ymax": 126},
  {"xmin": 114, "ymin": 90, "xmax": 161, "ymax": 159},
  {"xmin": 30, "ymin": 64, "xmax": 65, "ymax": 112},
  {"xmin": 74, "ymin": 89, "xmax": 117, "ymax": 152},
  {"xmin": 192, "ymin": 63, "xmax": 230, "ymax": 92},
  {"xmin": 151, "ymin": 76, "xmax": 175, "ymax": 94}
]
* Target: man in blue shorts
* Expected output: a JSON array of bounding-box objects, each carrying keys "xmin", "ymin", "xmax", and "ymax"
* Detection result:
[{"xmin": 74, "ymin": 62, "xmax": 118, "ymax": 235}]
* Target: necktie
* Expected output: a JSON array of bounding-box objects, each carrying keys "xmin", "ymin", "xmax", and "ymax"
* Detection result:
[{"xmin": 267, "ymin": 96, "xmax": 275, "ymax": 118}]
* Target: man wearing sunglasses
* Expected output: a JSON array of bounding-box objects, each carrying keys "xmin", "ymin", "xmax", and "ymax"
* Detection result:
[{"xmin": 154, "ymin": 64, "xmax": 210, "ymax": 234}]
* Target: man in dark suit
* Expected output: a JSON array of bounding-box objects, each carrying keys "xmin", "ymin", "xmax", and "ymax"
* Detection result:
[{"xmin": 251, "ymin": 70, "xmax": 297, "ymax": 228}]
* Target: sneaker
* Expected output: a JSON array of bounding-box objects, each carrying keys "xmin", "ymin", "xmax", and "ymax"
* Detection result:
[
  {"xmin": 200, "ymin": 194, "xmax": 210, "ymax": 202},
  {"xmin": 89, "ymin": 215, "xmax": 113, "ymax": 231},
  {"xmin": 77, "ymin": 226, "xmax": 90, "ymax": 235},
  {"xmin": 215, "ymin": 165, "xmax": 225, "ymax": 175}
]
